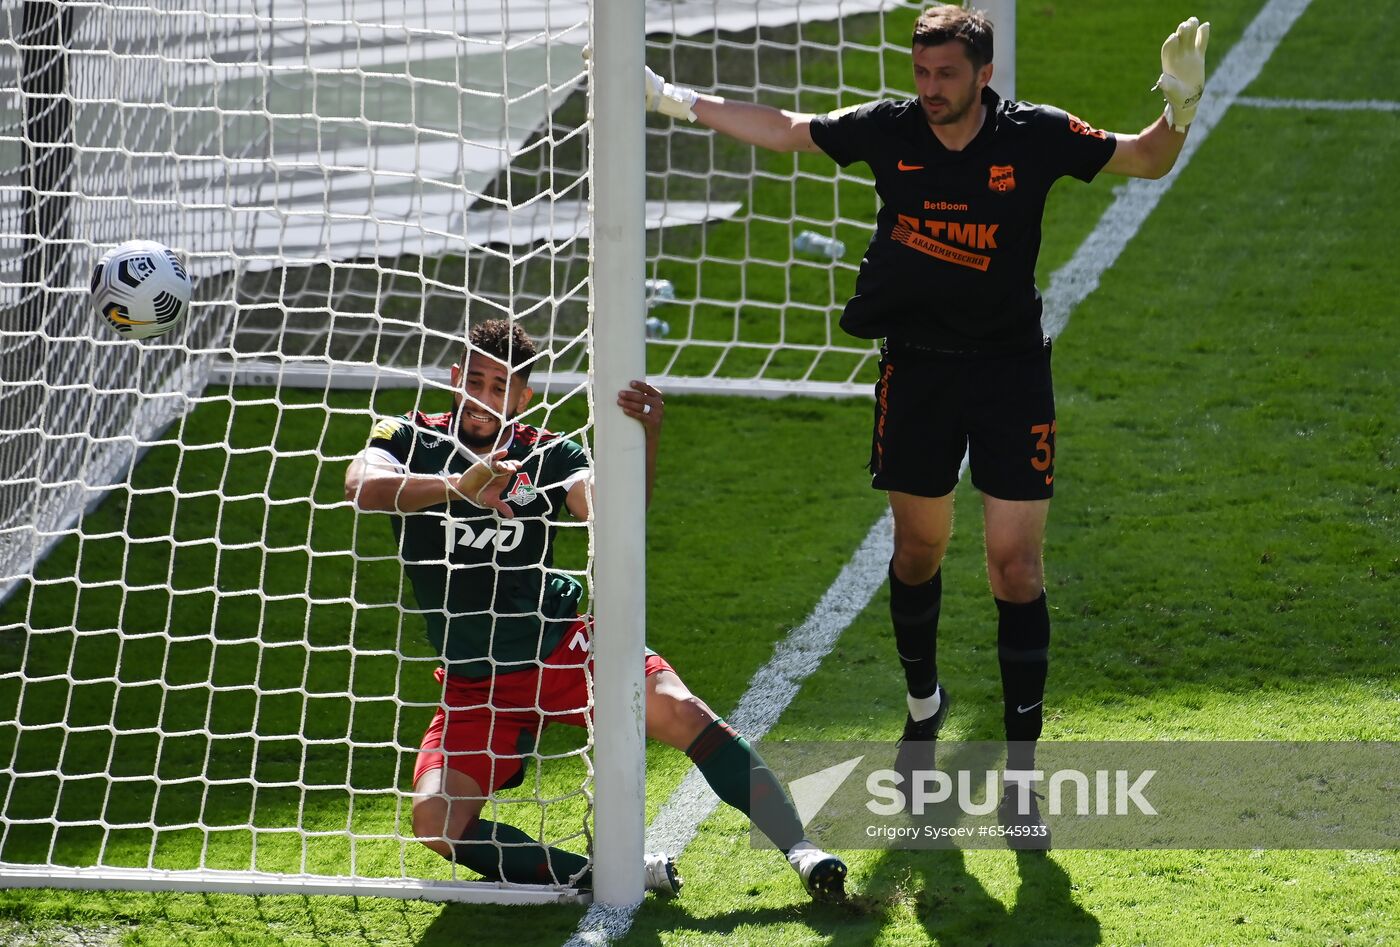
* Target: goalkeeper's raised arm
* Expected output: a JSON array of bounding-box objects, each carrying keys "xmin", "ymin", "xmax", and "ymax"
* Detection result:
[
  {"xmin": 645, "ymin": 13, "xmax": 1209, "ymax": 175},
  {"xmin": 645, "ymin": 65, "xmax": 823, "ymax": 154}
]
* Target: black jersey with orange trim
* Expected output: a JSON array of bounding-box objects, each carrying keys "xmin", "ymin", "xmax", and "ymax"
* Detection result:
[
  {"xmin": 809, "ymin": 87, "xmax": 1116, "ymax": 351},
  {"xmin": 365, "ymin": 411, "xmax": 589, "ymax": 680}
]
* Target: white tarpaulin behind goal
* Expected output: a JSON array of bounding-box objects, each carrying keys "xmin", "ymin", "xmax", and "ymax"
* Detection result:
[{"xmin": 0, "ymin": 0, "xmax": 937, "ymax": 905}]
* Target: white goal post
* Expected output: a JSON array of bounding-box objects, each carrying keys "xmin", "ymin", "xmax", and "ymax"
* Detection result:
[{"xmin": 0, "ymin": 0, "xmax": 1014, "ymax": 908}]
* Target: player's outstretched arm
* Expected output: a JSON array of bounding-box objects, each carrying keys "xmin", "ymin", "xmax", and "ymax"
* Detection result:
[
  {"xmin": 646, "ymin": 65, "xmax": 823, "ymax": 154},
  {"xmin": 1103, "ymin": 17, "xmax": 1210, "ymax": 180}
]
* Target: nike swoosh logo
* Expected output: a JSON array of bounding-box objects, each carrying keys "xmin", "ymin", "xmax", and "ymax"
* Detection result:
[
  {"xmin": 1016, "ymin": 701, "xmax": 1043, "ymax": 714},
  {"xmin": 105, "ymin": 307, "xmax": 156, "ymax": 326},
  {"xmin": 1045, "ymin": 474, "xmax": 1054, "ymax": 485},
  {"xmin": 897, "ymin": 160, "xmax": 924, "ymax": 171}
]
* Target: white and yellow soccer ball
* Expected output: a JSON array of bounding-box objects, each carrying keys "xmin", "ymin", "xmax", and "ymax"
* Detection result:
[{"xmin": 90, "ymin": 240, "xmax": 193, "ymax": 340}]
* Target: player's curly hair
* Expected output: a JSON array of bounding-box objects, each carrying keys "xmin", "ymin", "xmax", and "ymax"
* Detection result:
[
  {"xmin": 466, "ymin": 319, "xmax": 537, "ymax": 382},
  {"xmin": 913, "ymin": 4, "xmax": 993, "ymax": 70}
]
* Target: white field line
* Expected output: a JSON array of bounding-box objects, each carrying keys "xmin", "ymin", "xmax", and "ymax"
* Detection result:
[
  {"xmin": 1235, "ymin": 95, "xmax": 1400, "ymax": 111},
  {"xmin": 566, "ymin": 0, "xmax": 1313, "ymax": 941}
]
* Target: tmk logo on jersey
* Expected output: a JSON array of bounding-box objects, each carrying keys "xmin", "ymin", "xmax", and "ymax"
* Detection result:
[
  {"xmin": 988, "ymin": 164, "xmax": 1016, "ymax": 193},
  {"xmin": 505, "ymin": 472, "xmax": 537, "ymax": 506},
  {"xmin": 444, "ymin": 518, "xmax": 525, "ymax": 552}
]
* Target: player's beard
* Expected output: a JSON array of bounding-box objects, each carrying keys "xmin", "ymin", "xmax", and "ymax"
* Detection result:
[
  {"xmin": 458, "ymin": 428, "xmax": 498, "ymax": 452},
  {"xmin": 455, "ymin": 405, "xmax": 505, "ymax": 452},
  {"xmin": 923, "ymin": 77, "xmax": 980, "ymax": 126}
]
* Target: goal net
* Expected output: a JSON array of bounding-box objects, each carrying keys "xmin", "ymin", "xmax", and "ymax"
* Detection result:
[{"xmin": 0, "ymin": 0, "xmax": 1012, "ymax": 905}]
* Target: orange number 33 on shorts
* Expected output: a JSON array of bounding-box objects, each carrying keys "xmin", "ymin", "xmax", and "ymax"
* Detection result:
[{"xmin": 1030, "ymin": 421, "xmax": 1056, "ymax": 475}]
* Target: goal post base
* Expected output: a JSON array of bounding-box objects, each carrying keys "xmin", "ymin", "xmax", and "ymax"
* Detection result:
[{"xmin": 0, "ymin": 865, "xmax": 589, "ymax": 905}]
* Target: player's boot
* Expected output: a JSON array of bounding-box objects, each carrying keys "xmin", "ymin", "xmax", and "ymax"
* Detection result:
[
  {"xmin": 786, "ymin": 841, "xmax": 847, "ymax": 901},
  {"xmin": 643, "ymin": 852, "xmax": 683, "ymax": 896},
  {"xmin": 893, "ymin": 685, "xmax": 950, "ymax": 808},
  {"xmin": 997, "ymin": 786, "xmax": 1052, "ymax": 851}
]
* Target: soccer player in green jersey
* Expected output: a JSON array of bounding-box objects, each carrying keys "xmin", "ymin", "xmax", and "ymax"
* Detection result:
[{"xmin": 344, "ymin": 320, "xmax": 846, "ymax": 898}]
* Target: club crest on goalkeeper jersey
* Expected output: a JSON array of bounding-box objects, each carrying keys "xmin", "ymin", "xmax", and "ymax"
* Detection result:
[
  {"xmin": 366, "ymin": 412, "xmax": 589, "ymax": 680},
  {"xmin": 808, "ymin": 87, "xmax": 1117, "ymax": 352}
]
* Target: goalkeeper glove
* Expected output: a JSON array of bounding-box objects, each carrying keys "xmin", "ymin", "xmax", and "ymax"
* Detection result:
[
  {"xmin": 644, "ymin": 66, "xmax": 699, "ymax": 122},
  {"xmin": 1153, "ymin": 16, "xmax": 1210, "ymax": 132}
]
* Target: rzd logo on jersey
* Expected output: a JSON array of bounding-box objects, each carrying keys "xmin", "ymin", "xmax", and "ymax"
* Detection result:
[
  {"xmin": 445, "ymin": 518, "xmax": 525, "ymax": 552},
  {"xmin": 988, "ymin": 164, "xmax": 1016, "ymax": 193}
]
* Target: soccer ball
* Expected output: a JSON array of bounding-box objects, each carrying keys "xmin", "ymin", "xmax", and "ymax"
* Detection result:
[{"xmin": 90, "ymin": 240, "xmax": 193, "ymax": 340}]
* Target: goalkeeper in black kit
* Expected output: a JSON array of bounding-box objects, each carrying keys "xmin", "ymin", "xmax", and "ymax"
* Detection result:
[
  {"xmin": 644, "ymin": 5, "xmax": 1210, "ymax": 848},
  {"xmin": 343, "ymin": 320, "xmax": 847, "ymax": 899}
]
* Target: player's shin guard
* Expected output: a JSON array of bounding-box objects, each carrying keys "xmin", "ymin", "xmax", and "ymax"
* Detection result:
[
  {"xmin": 996, "ymin": 591, "xmax": 1051, "ymax": 772},
  {"xmin": 890, "ymin": 563, "xmax": 942, "ymax": 702},
  {"xmin": 687, "ymin": 718, "xmax": 805, "ymax": 853},
  {"xmin": 452, "ymin": 818, "xmax": 591, "ymax": 887}
]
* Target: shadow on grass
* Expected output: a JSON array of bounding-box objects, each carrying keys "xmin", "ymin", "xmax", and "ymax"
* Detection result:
[
  {"xmin": 414, "ymin": 898, "xmax": 585, "ymax": 947},
  {"xmin": 584, "ymin": 844, "xmax": 1099, "ymax": 947},
  {"xmin": 859, "ymin": 847, "xmax": 1101, "ymax": 947}
]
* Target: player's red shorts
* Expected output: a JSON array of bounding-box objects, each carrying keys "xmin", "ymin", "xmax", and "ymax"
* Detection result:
[{"xmin": 413, "ymin": 618, "xmax": 673, "ymax": 792}]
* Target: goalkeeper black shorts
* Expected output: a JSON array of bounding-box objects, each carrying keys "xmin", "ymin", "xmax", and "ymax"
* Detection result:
[{"xmin": 869, "ymin": 338, "xmax": 1056, "ymax": 501}]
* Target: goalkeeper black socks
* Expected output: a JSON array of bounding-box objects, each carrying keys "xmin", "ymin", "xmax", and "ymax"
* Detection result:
[
  {"xmin": 996, "ymin": 591, "xmax": 1051, "ymax": 772},
  {"xmin": 453, "ymin": 818, "xmax": 590, "ymax": 887},
  {"xmin": 890, "ymin": 562, "xmax": 942, "ymax": 703},
  {"xmin": 686, "ymin": 718, "xmax": 805, "ymax": 853}
]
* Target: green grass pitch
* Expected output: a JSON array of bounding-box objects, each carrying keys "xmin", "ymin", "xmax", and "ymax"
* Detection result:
[{"xmin": 2, "ymin": 0, "xmax": 1398, "ymax": 943}]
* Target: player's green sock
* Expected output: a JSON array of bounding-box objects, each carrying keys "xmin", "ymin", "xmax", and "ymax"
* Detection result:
[
  {"xmin": 687, "ymin": 718, "xmax": 805, "ymax": 853},
  {"xmin": 453, "ymin": 818, "xmax": 590, "ymax": 887}
]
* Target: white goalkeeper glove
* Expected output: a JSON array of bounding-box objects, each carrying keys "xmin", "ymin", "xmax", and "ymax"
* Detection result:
[
  {"xmin": 1153, "ymin": 16, "xmax": 1210, "ymax": 132},
  {"xmin": 644, "ymin": 66, "xmax": 699, "ymax": 122}
]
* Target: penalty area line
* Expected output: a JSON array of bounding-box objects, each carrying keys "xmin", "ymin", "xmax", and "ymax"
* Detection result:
[{"xmin": 566, "ymin": 0, "xmax": 1314, "ymax": 942}]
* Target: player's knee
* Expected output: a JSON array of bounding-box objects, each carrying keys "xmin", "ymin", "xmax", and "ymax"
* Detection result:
[
  {"xmin": 891, "ymin": 535, "xmax": 947, "ymax": 583},
  {"xmin": 647, "ymin": 692, "xmax": 714, "ymax": 749},
  {"xmin": 988, "ymin": 554, "xmax": 1043, "ymax": 601},
  {"xmin": 412, "ymin": 799, "xmax": 456, "ymax": 858}
]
